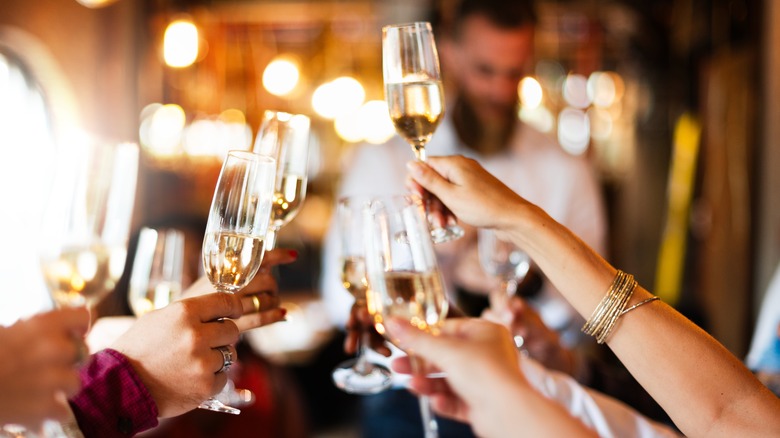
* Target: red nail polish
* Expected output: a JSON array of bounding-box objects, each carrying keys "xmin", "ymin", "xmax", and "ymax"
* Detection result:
[{"xmin": 288, "ymin": 250, "xmax": 298, "ymax": 259}]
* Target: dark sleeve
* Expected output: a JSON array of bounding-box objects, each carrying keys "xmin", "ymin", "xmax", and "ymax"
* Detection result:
[{"xmin": 69, "ymin": 349, "xmax": 159, "ymax": 437}]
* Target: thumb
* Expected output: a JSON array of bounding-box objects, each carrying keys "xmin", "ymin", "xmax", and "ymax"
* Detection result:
[
  {"xmin": 386, "ymin": 318, "xmax": 455, "ymax": 365},
  {"xmin": 406, "ymin": 160, "xmax": 452, "ymax": 200}
]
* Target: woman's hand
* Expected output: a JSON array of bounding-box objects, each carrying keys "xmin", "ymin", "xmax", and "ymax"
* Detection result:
[
  {"xmin": 0, "ymin": 307, "xmax": 89, "ymax": 428},
  {"xmin": 182, "ymin": 248, "xmax": 297, "ymax": 331},
  {"xmin": 406, "ymin": 156, "xmax": 527, "ymax": 230},
  {"xmin": 110, "ymin": 292, "xmax": 282, "ymax": 418}
]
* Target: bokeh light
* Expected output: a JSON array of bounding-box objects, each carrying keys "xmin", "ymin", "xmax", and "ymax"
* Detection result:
[
  {"xmin": 519, "ymin": 76, "xmax": 543, "ymax": 109},
  {"xmin": 587, "ymin": 108, "xmax": 613, "ymax": 141},
  {"xmin": 312, "ymin": 76, "xmax": 365, "ymax": 120},
  {"xmin": 587, "ymin": 72, "xmax": 617, "ymax": 108},
  {"xmin": 562, "ymin": 74, "xmax": 590, "ymax": 109},
  {"xmin": 164, "ymin": 19, "xmax": 199, "ymax": 68},
  {"xmin": 334, "ymin": 100, "xmax": 395, "ymax": 144},
  {"xmin": 519, "ymin": 105, "xmax": 555, "ymax": 133},
  {"xmin": 140, "ymin": 104, "xmax": 186, "ymax": 156},
  {"xmin": 557, "ymin": 107, "xmax": 590, "ymax": 155},
  {"xmin": 263, "ymin": 57, "xmax": 300, "ymax": 97}
]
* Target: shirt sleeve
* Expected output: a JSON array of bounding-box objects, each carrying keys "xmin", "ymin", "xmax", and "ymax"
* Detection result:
[
  {"xmin": 520, "ymin": 356, "xmax": 680, "ymax": 438},
  {"xmin": 69, "ymin": 348, "xmax": 158, "ymax": 437}
]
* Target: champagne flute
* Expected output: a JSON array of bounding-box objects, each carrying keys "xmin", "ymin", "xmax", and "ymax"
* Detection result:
[
  {"xmin": 477, "ymin": 228, "xmax": 531, "ymax": 312},
  {"xmin": 383, "ymin": 21, "xmax": 464, "ymax": 244},
  {"xmin": 363, "ymin": 195, "xmax": 448, "ymax": 438},
  {"xmin": 37, "ymin": 138, "xmax": 138, "ymax": 437},
  {"xmin": 331, "ymin": 196, "xmax": 393, "ymax": 395},
  {"xmin": 199, "ymin": 150, "xmax": 276, "ymax": 414},
  {"xmin": 128, "ymin": 227, "xmax": 185, "ymax": 317},
  {"xmin": 253, "ymin": 110, "xmax": 311, "ymax": 250},
  {"xmin": 39, "ymin": 140, "xmax": 139, "ymax": 309}
]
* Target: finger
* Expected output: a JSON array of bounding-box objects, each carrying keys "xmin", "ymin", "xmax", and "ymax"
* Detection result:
[
  {"xmin": 212, "ymin": 344, "xmax": 238, "ymax": 374},
  {"xmin": 343, "ymin": 329, "xmax": 359, "ymax": 355},
  {"xmin": 391, "ymin": 356, "xmax": 412, "ymax": 374},
  {"xmin": 235, "ymin": 307, "xmax": 287, "ymax": 332},
  {"xmin": 261, "ymin": 248, "xmax": 298, "ymax": 268},
  {"xmin": 212, "ymin": 370, "xmax": 229, "ymax": 396},
  {"xmin": 407, "ymin": 160, "xmax": 452, "ymax": 199},
  {"xmin": 243, "ymin": 270, "xmax": 279, "ymax": 296},
  {"xmin": 200, "ymin": 318, "xmax": 240, "ymax": 348},
  {"xmin": 240, "ymin": 292, "xmax": 280, "ymax": 315},
  {"xmin": 184, "ymin": 292, "xmax": 244, "ymax": 322},
  {"xmin": 37, "ymin": 307, "xmax": 90, "ymax": 338}
]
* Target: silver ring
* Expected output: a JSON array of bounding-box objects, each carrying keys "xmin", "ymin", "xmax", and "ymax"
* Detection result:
[{"xmin": 216, "ymin": 346, "xmax": 234, "ymax": 374}]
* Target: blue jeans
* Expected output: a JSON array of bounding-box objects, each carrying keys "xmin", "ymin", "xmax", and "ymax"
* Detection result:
[{"xmin": 361, "ymin": 389, "xmax": 476, "ymax": 437}]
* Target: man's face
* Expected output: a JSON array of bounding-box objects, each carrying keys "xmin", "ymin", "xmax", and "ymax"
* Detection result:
[{"xmin": 445, "ymin": 15, "xmax": 534, "ymax": 126}]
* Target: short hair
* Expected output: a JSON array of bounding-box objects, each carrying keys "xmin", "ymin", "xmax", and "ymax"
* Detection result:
[{"xmin": 434, "ymin": 0, "xmax": 538, "ymax": 39}]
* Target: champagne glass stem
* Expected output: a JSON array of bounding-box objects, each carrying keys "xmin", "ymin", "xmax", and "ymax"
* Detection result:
[
  {"xmin": 413, "ymin": 144, "xmax": 427, "ymax": 162},
  {"xmin": 410, "ymin": 355, "xmax": 439, "ymax": 438},
  {"xmin": 504, "ymin": 278, "xmax": 519, "ymax": 297},
  {"xmin": 354, "ymin": 326, "xmax": 372, "ymax": 375},
  {"xmin": 265, "ymin": 227, "xmax": 279, "ymax": 251}
]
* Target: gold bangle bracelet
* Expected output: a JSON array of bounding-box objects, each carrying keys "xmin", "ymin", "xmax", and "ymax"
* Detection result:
[{"xmin": 621, "ymin": 296, "xmax": 660, "ymax": 316}]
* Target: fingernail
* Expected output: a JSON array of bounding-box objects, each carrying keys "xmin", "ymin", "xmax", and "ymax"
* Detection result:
[
  {"xmin": 406, "ymin": 161, "xmax": 423, "ymax": 176},
  {"xmin": 288, "ymin": 250, "xmax": 298, "ymax": 259}
]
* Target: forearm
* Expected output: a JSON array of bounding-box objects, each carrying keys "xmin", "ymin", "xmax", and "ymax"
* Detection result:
[
  {"xmin": 503, "ymin": 203, "xmax": 780, "ymax": 435},
  {"xmin": 491, "ymin": 378, "xmax": 596, "ymax": 438}
]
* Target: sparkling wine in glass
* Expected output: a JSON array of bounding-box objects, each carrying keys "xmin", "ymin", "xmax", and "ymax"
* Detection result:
[
  {"xmin": 382, "ymin": 21, "xmax": 464, "ymax": 244},
  {"xmin": 478, "ymin": 228, "xmax": 531, "ymax": 312},
  {"xmin": 36, "ymin": 138, "xmax": 138, "ymax": 437},
  {"xmin": 253, "ymin": 110, "xmax": 311, "ymax": 250},
  {"xmin": 199, "ymin": 150, "xmax": 276, "ymax": 414},
  {"xmin": 128, "ymin": 227, "xmax": 185, "ymax": 317},
  {"xmin": 39, "ymin": 140, "xmax": 139, "ymax": 310},
  {"xmin": 331, "ymin": 196, "xmax": 393, "ymax": 395},
  {"xmin": 363, "ymin": 195, "xmax": 448, "ymax": 438}
]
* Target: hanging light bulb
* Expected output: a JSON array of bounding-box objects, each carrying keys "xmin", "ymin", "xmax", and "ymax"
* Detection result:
[
  {"xmin": 263, "ymin": 57, "xmax": 300, "ymax": 97},
  {"xmin": 75, "ymin": 0, "xmax": 120, "ymax": 8}
]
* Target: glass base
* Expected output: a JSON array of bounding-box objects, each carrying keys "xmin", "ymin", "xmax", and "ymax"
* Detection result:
[
  {"xmin": 332, "ymin": 359, "xmax": 393, "ymax": 395},
  {"xmin": 198, "ymin": 397, "xmax": 241, "ymax": 415},
  {"xmin": 430, "ymin": 224, "xmax": 465, "ymax": 244}
]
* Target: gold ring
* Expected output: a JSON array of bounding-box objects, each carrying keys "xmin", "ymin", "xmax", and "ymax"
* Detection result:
[{"xmin": 251, "ymin": 295, "xmax": 261, "ymax": 313}]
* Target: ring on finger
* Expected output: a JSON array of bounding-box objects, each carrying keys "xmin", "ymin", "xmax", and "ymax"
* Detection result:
[
  {"xmin": 251, "ymin": 295, "xmax": 261, "ymax": 313},
  {"xmin": 216, "ymin": 346, "xmax": 234, "ymax": 374}
]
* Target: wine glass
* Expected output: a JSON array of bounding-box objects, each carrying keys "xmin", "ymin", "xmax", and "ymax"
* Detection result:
[
  {"xmin": 382, "ymin": 21, "xmax": 464, "ymax": 244},
  {"xmin": 199, "ymin": 150, "xmax": 276, "ymax": 414},
  {"xmin": 253, "ymin": 110, "xmax": 311, "ymax": 250},
  {"xmin": 128, "ymin": 227, "xmax": 185, "ymax": 317},
  {"xmin": 331, "ymin": 195, "xmax": 393, "ymax": 395},
  {"xmin": 39, "ymin": 140, "xmax": 139, "ymax": 309},
  {"xmin": 363, "ymin": 194, "xmax": 448, "ymax": 438},
  {"xmin": 36, "ymin": 138, "xmax": 138, "ymax": 437},
  {"xmin": 477, "ymin": 228, "xmax": 531, "ymax": 311}
]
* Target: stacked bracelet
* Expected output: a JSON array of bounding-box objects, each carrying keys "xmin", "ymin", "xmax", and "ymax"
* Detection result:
[{"xmin": 582, "ymin": 270, "xmax": 642, "ymax": 344}]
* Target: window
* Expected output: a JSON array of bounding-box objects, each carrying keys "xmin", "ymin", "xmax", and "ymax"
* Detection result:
[{"xmin": 0, "ymin": 30, "xmax": 68, "ymax": 325}]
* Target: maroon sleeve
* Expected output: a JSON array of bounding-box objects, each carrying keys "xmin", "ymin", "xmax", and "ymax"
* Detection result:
[{"xmin": 69, "ymin": 349, "xmax": 158, "ymax": 437}]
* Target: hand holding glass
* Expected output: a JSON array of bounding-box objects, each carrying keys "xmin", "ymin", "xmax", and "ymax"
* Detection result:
[
  {"xmin": 331, "ymin": 196, "xmax": 393, "ymax": 394},
  {"xmin": 363, "ymin": 195, "xmax": 448, "ymax": 438},
  {"xmin": 199, "ymin": 151, "xmax": 275, "ymax": 414},
  {"xmin": 478, "ymin": 228, "xmax": 531, "ymax": 312},
  {"xmin": 382, "ymin": 22, "xmax": 464, "ymax": 243}
]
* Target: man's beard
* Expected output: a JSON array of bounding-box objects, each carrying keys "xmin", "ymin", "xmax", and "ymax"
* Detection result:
[{"xmin": 451, "ymin": 95, "xmax": 518, "ymax": 155}]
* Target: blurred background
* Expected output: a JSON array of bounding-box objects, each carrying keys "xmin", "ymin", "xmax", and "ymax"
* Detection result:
[{"xmin": 0, "ymin": 0, "xmax": 778, "ymax": 436}]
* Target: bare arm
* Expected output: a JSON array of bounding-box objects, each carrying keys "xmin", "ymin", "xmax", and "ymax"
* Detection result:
[{"xmin": 408, "ymin": 156, "xmax": 780, "ymax": 436}]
